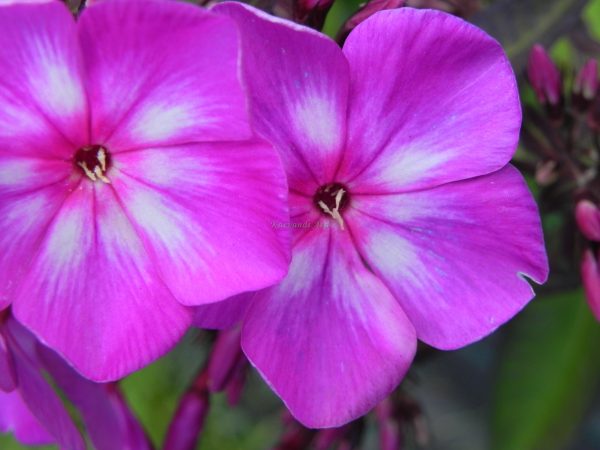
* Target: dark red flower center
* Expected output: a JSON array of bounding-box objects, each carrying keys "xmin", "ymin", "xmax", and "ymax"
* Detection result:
[
  {"xmin": 74, "ymin": 145, "xmax": 112, "ymax": 183},
  {"xmin": 313, "ymin": 182, "xmax": 350, "ymax": 215}
]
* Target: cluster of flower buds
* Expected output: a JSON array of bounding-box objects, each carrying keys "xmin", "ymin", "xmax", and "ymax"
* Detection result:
[
  {"xmin": 523, "ymin": 44, "xmax": 600, "ymax": 319},
  {"xmin": 164, "ymin": 328, "xmax": 248, "ymax": 450}
]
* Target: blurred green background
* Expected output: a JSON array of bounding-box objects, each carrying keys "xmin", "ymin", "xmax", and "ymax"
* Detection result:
[{"xmin": 3, "ymin": 0, "xmax": 600, "ymax": 449}]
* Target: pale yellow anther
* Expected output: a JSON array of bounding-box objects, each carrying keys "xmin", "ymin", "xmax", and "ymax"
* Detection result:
[
  {"xmin": 93, "ymin": 165, "xmax": 111, "ymax": 184},
  {"xmin": 78, "ymin": 161, "xmax": 97, "ymax": 181}
]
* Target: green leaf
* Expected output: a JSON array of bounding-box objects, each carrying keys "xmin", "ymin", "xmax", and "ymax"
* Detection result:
[
  {"xmin": 492, "ymin": 290, "xmax": 600, "ymax": 450},
  {"xmin": 584, "ymin": 0, "xmax": 600, "ymax": 41}
]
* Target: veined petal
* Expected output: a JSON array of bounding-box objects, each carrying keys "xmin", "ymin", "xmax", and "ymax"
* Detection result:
[
  {"xmin": 5, "ymin": 317, "xmax": 84, "ymax": 449},
  {"xmin": 79, "ymin": 0, "xmax": 251, "ymax": 150},
  {"xmin": 0, "ymin": 0, "xmax": 88, "ymax": 157},
  {"xmin": 242, "ymin": 228, "xmax": 416, "ymax": 428},
  {"xmin": 38, "ymin": 345, "xmax": 152, "ymax": 450},
  {"xmin": 113, "ymin": 140, "xmax": 290, "ymax": 306},
  {"xmin": 214, "ymin": 2, "xmax": 350, "ymax": 193},
  {"xmin": 0, "ymin": 171, "xmax": 77, "ymax": 311},
  {"xmin": 0, "ymin": 389, "xmax": 54, "ymax": 446},
  {"xmin": 349, "ymin": 165, "xmax": 548, "ymax": 348},
  {"xmin": 13, "ymin": 181, "xmax": 192, "ymax": 381},
  {"xmin": 339, "ymin": 8, "xmax": 521, "ymax": 193}
]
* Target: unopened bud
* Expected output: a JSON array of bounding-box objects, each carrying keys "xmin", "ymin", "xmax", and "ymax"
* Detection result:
[
  {"xmin": 375, "ymin": 399, "xmax": 402, "ymax": 450},
  {"xmin": 575, "ymin": 199, "xmax": 600, "ymax": 242},
  {"xmin": 573, "ymin": 59, "xmax": 598, "ymax": 111},
  {"xmin": 581, "ymin": 249, "xmax": 600, "ymax": 322},
  {"xmin": 337, "ymin": 0, "xmax": 405, "ymax": 44},
  {"xmin": 207, "ymin": 327, "xmax": 244, "ymax": 393},
  {"xmin": 527, "ymin": 45, "xmax": 562, "ymax": 112},
  {"xmin": 163, "ymin": 384, "xmax": 210, "ymax": 450}
]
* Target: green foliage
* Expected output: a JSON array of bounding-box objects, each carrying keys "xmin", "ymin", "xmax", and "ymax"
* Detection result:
[
  {"xmin": 492, "ymin": 291, "xmax": 600, "ymax": 450},
  {"xmin": 322, "ymin": 0, "xmax": 363, "ymax": 39},
  {"xmin": 584, "ymin": 0, "xmax": 600, "ymax": 41}
]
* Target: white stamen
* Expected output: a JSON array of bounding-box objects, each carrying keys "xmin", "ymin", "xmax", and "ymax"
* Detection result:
[
  {"xmin": 97, "ymin": 148, "xmax": 107, "ymax": 172},
  {"xmin": 93, "ymin": 165, "xmax": 111, "ymax": 184},
  {"xmin": 78, "ymin": 161, "xmax": 97, "ymax": 181},
  {"xmin": 334, "ymin": 188, "xmax": 345, "ymax": 210}
]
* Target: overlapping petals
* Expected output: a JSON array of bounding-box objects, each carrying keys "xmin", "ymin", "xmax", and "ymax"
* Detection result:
[
  {"xmin": 204, "ymin": 2, "xmax": 549, "ymax": 428},
  {"xmin": 0, "ymin": 0, "xmax": 290, "ymax": 381},
  {"xmin": 0, "ymin": 314, "xmax": 150, "ymax": 449},
  {"xmin": 215, "ymin": 3, "xmax": 349, "ymax": 194}
]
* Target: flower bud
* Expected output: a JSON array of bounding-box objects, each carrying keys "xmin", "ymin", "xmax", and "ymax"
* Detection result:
[
  {"xmin": 573, "ymin": 59, "xmax": 598, "ymax": 111},
  {"xmin": 163, "ymin": 384, "xmax": 210, "ymax": 450},
  {"xmin": 527, "ymin": 45, "xmax": 562, "ymax": 113},
  {"xmin": 575, "ymin": 199, "xmax": 600, "ymax": 242},
  {"xmin": 337, "ymin": 0, "xmax": 405, "ymax": 44},
  {"xmin": 581, "ymin": 249, "xmax": 600, "ymax": 322},
  {"xmin": 375, "ymin": 399, "xmax": 402, "ymax": 450},
  {"xmin": 207, "ymin": 327, "xmax": 244, "ymax": 392}
]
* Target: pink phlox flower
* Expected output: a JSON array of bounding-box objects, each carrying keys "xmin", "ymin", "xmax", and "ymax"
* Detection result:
[{"xmin": 195, "ymin": 4, "xmax": 549, "ymax": 428}]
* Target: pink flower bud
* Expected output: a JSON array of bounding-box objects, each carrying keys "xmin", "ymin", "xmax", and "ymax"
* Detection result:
[
  {"xmin": 581, "ymin": 249, "xmax": 600, "ymax": 322},
  {"xmin": 573, "ymin": 59, "xmax": 598, "ymax": 111},
  {"xmin": 527, "ymin": 45, "xmax": 562, "ymax": 106},
  {"xmin": 337, "ymin": 0, "xmax": 405, "ymax": 43},
  {"xmin": 207, "ymin": 327, "xmax": 244, "ymax": 392},
  {"xmin": 375, "ymin": 399, "xmax": 403, "ymax": 450},
  {"xmin": 575, "ymin": 199, "xmax": 600, "ymax": 242},
  {"xmin": 163, "ymin": 388, "xmax": 210, "ymax": 450}
]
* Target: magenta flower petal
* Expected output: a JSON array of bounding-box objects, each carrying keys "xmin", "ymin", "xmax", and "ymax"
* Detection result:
[
  {"xmin": 79, "ymin": 0, "xmax": 251, "ymax": 150},
  {"xmin": 0, "ymin": 1, "xmax": 87, "ymax": 311},
  {"xmin": 0, "ymin": 161, "xmax": 77, "ymax": 312},
  {"xmin": 194, "ymin": 293, "xmax": 252, "ymax": 330},
  {"xmin": 5, "ymin": 317, "xmax": 85, "ymax": 450},
  {"xmin": 0, "ymin": 325, "xmax": 16, "ymax": 391},
  {"xmin": 0, "ymin": 1, "xmax": 88, "ymax": 153},
  {"xmin": 0, "ymin": 389, "xmax": 54, "ymax": 446},
  {"xmin": 38, "ymin": 345, "xmax": 152, "ymax": 450},
  {"xmin": 241, "ymin": 229, "xmax": 416, "ymax": 428},
  {"xmin": 112, "ymin": 141, "xmax": 290, "ymax": 306},
  {"xmin": 339, "ymin": 8, "xmax": 521, "ymax": 193},
  {"xmin": 13, "ymin": 181, "xmax": 192, "ymax": 381},
  {"xmin": 214, "ymin": 2, "xmax": 349, "ymax": 194},
  {"xmin": 350, "ymin": 165, "xmax": 548, "ymax": 348}
]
